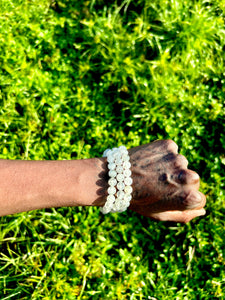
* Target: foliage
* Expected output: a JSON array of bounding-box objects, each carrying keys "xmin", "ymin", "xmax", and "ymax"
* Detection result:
[{"xmin": 0, "ymin": 0, "xmax": 224, "ymax": 299}]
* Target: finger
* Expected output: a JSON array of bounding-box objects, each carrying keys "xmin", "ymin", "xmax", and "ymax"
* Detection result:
[
  {"xmin": 162, "ymin": 153, "xmax": 188, "ymax": 169},
  {"xmin": 172, "ymin": 169, "xmax": 200, "ymax": 188},
  {"xmin": 181, "ymin": 190, "xmax": 206, "ymax": 210},
  {"xmin": 173, "ymin": 154, "xmax": 189, "ymax": 169},
  {"xmin": 149, "ymin": 189, "xmax": 206, "ymax": 212},
  {"xmin": 149, "ymin": 208, "xmax": 206, "ymax": 223},
  {"xmin": 151, "ymin": 139, "xmax": 178, "ymax": 154},
  {"xmin": 165, "ymin": 139, "xmax": 179, "ymax": 154}
]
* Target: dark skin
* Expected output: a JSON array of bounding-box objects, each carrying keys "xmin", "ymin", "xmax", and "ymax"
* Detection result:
[
  {"xmin": 0, "ymin": 139, "xmax": 206, "ymax": 222},
  {"xmin": 128, "ymin": 140, "xmax": 206, "ymax": 222}
]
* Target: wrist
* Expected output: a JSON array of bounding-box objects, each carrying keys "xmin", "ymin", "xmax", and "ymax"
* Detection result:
[
  {"xmin": 88, "ymin": 157, "xmax": 108, "ymax": 207},
  {"xmin": 100, "ymin": 146, "xmax": 133, "ymax": 214}
]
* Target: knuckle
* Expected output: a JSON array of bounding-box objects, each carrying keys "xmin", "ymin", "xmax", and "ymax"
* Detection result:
[
  {"xmin": 165, "ymin": 140, "xmax": 178, "ymax": 152},
  {"xmin": 188, "ymin": 170, "xmax": 200, "ymax": 185},
  {"xmin": 176, "ymin": 169, "xmax": 188, "ymax": 184},
  {"xmin": 177, "ymin": 169, "xmax": 200, "ymax": 185},
  {"xmin": 174, "ymin": 154, "xmax": 188, "ymax": 168},
  {"xmin": 163, "ymin": 152, "xmax": 177, "ymax": 162},
  {"xmin": 184, "ymin": 190, "xmax": 202, "ymax": 208},
  {"xmin": 200, "ymin": 192, "xmax": 207, "ymax": 207}
]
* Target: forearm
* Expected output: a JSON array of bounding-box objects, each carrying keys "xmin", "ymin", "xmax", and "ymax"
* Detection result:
[{"xmin": 0, "ymin": 158, "xmax": 108, "ymax": 216}]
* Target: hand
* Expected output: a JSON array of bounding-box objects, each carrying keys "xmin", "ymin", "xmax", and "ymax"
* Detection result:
[{"xmin": 128, "ymin": 140, "xmax": 206, "ymax": 223}]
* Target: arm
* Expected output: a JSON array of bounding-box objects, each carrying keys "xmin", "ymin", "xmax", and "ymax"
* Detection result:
[
  {"xmin": 0, "ymin": 140, "xmax": 206, "ymax": 222},
  {"xmin": 0, "ymin": 157, "xmax": 107, "ymax": 216}
]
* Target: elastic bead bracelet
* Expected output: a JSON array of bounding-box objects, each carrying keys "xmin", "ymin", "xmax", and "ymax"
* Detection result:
[{"xmin": 100, "ymin": 146, "xmax": 133, "ymax": 214}]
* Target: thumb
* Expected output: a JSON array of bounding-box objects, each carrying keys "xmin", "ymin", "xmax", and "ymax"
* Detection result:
[{"xmin": 148, "ymin": 208, "xmax": 206, "ymax": 223}]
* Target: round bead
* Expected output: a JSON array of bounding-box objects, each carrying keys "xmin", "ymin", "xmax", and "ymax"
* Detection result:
[
  {"xmin": 109, "ymin": 170, "xmax": 117, "ymax": 177},
  {"xmin": 108, "ymin": 163, "xmax": 116, "ymax": 170},
  {"xmin": 107, "ymin": 194, "xmax": 115, "ymax": 202},
  {"xmin": 124, "ymin": 177, "xmax": 133, "ymax": 186},
  {"xmin": 104, "ymin": 202, "xmax": 111, "ymax": 209},
  {"xmin": 114, "ymin": 157, "xmax": 122, "ymax": 165},
  {"xmin": 100, "ymin": 206, "xmax": 111, "ymax": 214},
  {"xmin": 106, "ymin": 149, "xmax": 113, "ymax": 157},
  {"xmin": 113, "ymin": 151, "xmax": 121, "ymax": 159},
  {"xmin": 111, "ymin": 148, "xmax": 118, "ymax": 155},
  {"xmin": 108, "ymin": 186, "xmax": 116, "ymax": 195},
  {"xmin": 100, "ymin": 207, "xmax": 107, "ymax": 214},
  {"xmin": 114, "ymin": 201, "xmax": 121, "ymax": 210},
  {"xmin": 119, "ymin": 145, "xmax": 127, "ymax": 151},
  {"xmin": 124, "ymin": 185, "xmax": 133, "ymax": 194},
  {"xmin": 123, "ymin": 203, "xmax": 130, "ymax": 210},
  {"xmin": 108, "ymin": 178, "xmax": 117, "ymax": 186},
  {"xmin": 116, "ymin": 165, "xmax": 123, "ymax": 173},
  {"xmin": 117, "ymin": 190, "xmax": 125, "ymax": 199},
  {"xmin": 124, "ymin": 169, "xmax": 131, "ymax": 177},
  {"xmin": 124, "ymin": 194, "xmax": 132, "ymax": 202},
  {"xmin": 121, "ymin": 153, "xmax": 129, "ymax": 161},
  {"xmin": 123, "ymin": 161, "xmax": 131, "ymax": 169},
  {"xmin": 117, "ymin": 182, "xmax": 125, "ymax": 190},
  {"xmin": 107, "ymin": 155, "xmax": 115, "ymax": 163},
  {"xmin": 116, "ymin": 173, "xmax": 124, "ymax": 182},
  {"xmin": 103, "ymin": 149, "xmax": 111, "ymax": 157}
]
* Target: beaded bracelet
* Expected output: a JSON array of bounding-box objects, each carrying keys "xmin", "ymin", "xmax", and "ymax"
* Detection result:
[{"xmin": 100, "ymin": 146, "xmax": 133, "ymax": 214}]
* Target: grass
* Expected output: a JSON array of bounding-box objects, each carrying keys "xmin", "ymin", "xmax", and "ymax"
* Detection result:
[{"xmin": 0, "ymin": 0, "xmax": 225, "ymax": 299}]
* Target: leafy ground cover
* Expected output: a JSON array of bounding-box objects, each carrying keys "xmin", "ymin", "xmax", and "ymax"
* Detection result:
[{"xmin": 0, "ymin": 0, "xmax": 224, "ymax": 299}]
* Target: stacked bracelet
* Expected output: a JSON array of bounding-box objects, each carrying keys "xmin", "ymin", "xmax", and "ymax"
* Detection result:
[{"xmin": 100, "ymin": 146, "xmax": 133, "ymax": 214}]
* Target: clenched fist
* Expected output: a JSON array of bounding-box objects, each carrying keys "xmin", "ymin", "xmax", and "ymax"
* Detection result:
[{"xmin": 128, "ymin": 140, "xmax": 206, "ymax": 223}]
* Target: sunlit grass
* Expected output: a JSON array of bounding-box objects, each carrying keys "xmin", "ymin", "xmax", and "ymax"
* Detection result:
[{"xmin": 0, "ymin": 0, "xmax": 224, "ymax": 299}]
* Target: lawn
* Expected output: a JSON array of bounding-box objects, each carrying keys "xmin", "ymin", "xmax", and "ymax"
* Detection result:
[{"xmin": 0, "ymin": 0, "xmax": 224, "ymax": 299}]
